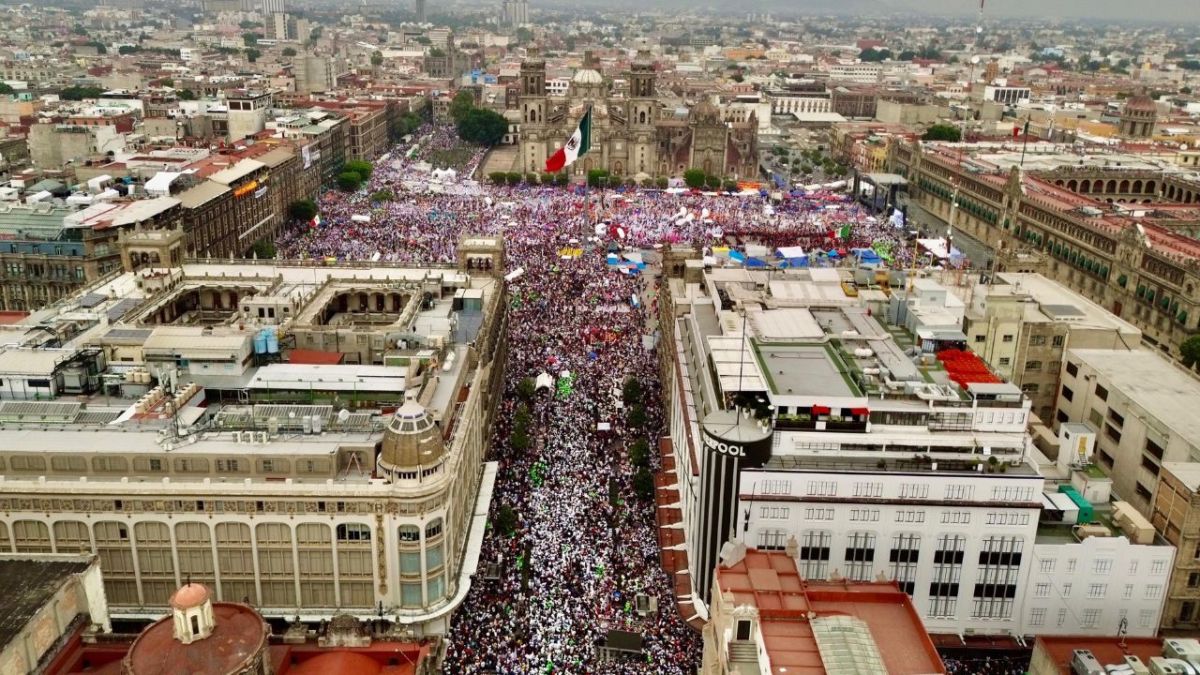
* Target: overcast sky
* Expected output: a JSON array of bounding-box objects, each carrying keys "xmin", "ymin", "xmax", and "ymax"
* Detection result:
[{"xmin": 881, "ymin": 0, "xmax": 1199, "ymax": 22}]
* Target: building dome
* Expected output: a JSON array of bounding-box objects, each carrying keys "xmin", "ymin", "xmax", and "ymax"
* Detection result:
[
  {"xmin": 170, "ymin": 583, "xmax": 210, "ymax": 611},
  {"xmin": 572, "ymin": 68, "xmax": 603, "ymax": 85},
  {"xmin": 378, "ymin": 398, "xmax": 446, "ymax": 480},
  {"xmin": 691, "ymin": 100, "xmax": 722, "ymax": 124},
  {"xmin": 1124, "ymin": 95, "xmax": 1157, "ymax": 113}
]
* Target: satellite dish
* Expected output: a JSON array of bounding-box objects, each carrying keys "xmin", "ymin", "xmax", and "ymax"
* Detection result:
[
  {"xmin": 337, "ymin": 409, "xmax": 351, "ymax": 423},
  {"xmin": 971, "ymin": 56, "xmax": 981, "ymax": 65}
]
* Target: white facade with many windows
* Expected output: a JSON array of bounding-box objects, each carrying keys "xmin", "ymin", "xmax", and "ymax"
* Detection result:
[
  {"xmin": 1021, "ymin": 533, "xmax": 1174, "ymax": 637},
  {"xmin": 738, "ymin": 468, "xmax": 1043, "ymax": 636}
]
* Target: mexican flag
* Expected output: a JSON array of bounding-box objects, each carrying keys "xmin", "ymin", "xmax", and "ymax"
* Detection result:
[
  {"xmin": 545, "ymin": 108, "xmax": 592, "ymax": 173},
  {"xmin": 836, "ymin": 223, "xmax": 852, "ymax": 239}
]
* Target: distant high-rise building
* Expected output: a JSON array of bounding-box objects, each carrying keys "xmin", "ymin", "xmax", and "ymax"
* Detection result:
[
  {"xmin": 501, "ymin": 0, "xmax": 528, "ymax": 28},
  {"xmin": 415, "ymin": 0, "xmax": 426, "ymax": 23},
  {"xmin": 261, "ymin": 0, "xmax": 285, "ymax": 13}
]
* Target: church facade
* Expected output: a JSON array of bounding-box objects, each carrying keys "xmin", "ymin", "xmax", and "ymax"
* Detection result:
[{"xmin": 516, "ymin": 50, "xmax": 758, "ymax": 181}]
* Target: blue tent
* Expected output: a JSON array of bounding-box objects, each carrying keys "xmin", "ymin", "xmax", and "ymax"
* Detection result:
[
  {"xmin": 606, "ymin": 253, "xmax": 620, "ymax": 265},
  {"xmin": 729, "ymin": 250, "xmax": 747, "ymax": 264},
  {"xmin": 746, "ymin": 257, "xmax": 770, "ymax": 268},
  {"xmin": 826, "ymin": 250, "xmax": 840, "ymax": 259},
  {"xmin": 776, "ymin": 247, "xmax": 808, "ymax": 269}
]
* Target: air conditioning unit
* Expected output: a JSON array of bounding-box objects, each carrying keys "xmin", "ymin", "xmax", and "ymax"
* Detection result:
[
  {"xmin": 1149, "ymin": 657, "xmax": 1190, "ymax": 675},
  {"xmin": 1165, "ymin": 639, "xmax": 1200, "ymax": 662},
  {"xmin": 1072, "ymin": 650, "xmax": 1104, "ymax": 675},
  {"xmin": 1125, "ymin": 656, "xmax": 1151, "ymax": 675}
]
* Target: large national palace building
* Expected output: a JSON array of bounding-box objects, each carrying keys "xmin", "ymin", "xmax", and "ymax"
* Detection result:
[{"xmin": 891, "ymin": 140, "xmax": 1200, "ymax": 363}]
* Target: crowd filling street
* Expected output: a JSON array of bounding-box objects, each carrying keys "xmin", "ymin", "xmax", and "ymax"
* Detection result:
[{"xmin": 278, "ymin": 125, "xmax": 921, "ymax": 673}]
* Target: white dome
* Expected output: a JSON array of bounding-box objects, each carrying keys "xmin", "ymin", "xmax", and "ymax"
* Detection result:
[{"xmin": 572, "ymin": 68, "xmax": 603, "ymax": 85}]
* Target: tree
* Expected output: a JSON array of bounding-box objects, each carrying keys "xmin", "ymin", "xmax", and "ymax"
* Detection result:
[
  {"xmin": 282, "ymin": 47, "xmax": 297, "ymax": 57},
  {"xmin": 59, "ymin": 86, "xmax": 104, "ymax": 101},
  {"xmin": 723, "ymin": 179, "xmax": 738, "ymax": 192},
  {"xmin": 923, "ymin": 123, "xmax": 962, "ymax": 142},
  {"xmin": 622, "ymin": 376, "xmax": 642, "ymax": 405},
  {"xmin": 371, "ymin": 50, "xmax": 384, "ymax": 66},
  {"xmin": 243, "ymin": 32, "xmax": 259, "ymax": 47},
  {"xmin": 632, "ymin": 467, "xmax": 655, "ymax": 500},
  {"xmin": 0, "ymin": 83, "xmax": 13, "ymax": 96},
  {"xmin": 72, "ymin": 25, "xmax": 89, "ymax": 35},
  {"xmin": 898, "ymin": 50, "xmax": 917, "ymax": 61},
  {"xmin": 158, "ymin": 78, "xmax": 174, "ymax": 88},
  {"xmin": 250, "ymin": 239, "xmax": 276, "ymax": 259},
  {"xmin": 505, "ymin": 172, "xmax": 522, "ymax": 186},
  {"xmin": 370, "ymin": 189, "xmax": 394, "ymax": 203},
  {"xmin": 586, "ymin": 169, "xmax": 611, "ymax": 188},
  {"xmin": 540, "ymin": 172, "xmax": 554, "ymax": 185},
  {"xmin": 245, "ymin": 48, "xmax": 261, "ymax": 63},
  {"xmin": 859, "ymin": 47, "xmax": 891, "ymax": 62},
  {"xmin": 629, "ymin": 438, "xmax": 651, "ymax": 469},
  {"xmin": 178, "ymin": 89, "xmax": 197, "ymax": 101},
  {"xmin": 704, "ymin": 175, "xmax": 722, "ymax": 190},
  {"xmin": 1182, "ymin": 336, "xmax": 1200, "ymax": 369},
  {"xmin": 655, "ymin": 177, "xmax": 669, "ymax": 189},
  {"xmin": 85, "ymin": 41, "xmax": 107, "ymax": 54},
  {"xmin": 493, "ymin": 503, "xmax": 518, "ymax": 536},
  {"xmin": 337, "ymin": 171, "xmax": 363, "ymax": 192},
  {"xmin": 238, "ymin": 20, "xmax": 259, "ymax": 29},
  {"xmin": 118, "ymin": 44, "xmax": 140, "ymax": 55},
  {"xmin": 683, "ymin": 169, "xmax": 706, "ymax": 189},
  {"xmin": 517, "ymin": 377, "xmax": 536, "ymax": 400},
  {"xmin": 627, "ymin": 404, "xmax": 647, "ymax": 429},
  {"xmin": 515, "ymin": 27, "xmax": 533, "ymax": 44},
  {"xmin": 343, "ymin": 159, "xmax": 373, "ymax": 182},
  {"xmin": 489, "ymin": 172, "xmax": 508, "ymax": 185},
  {"xmin": 289, "ymin": 199, "xmax": 318, "ymax": 221},
  {"xmin": 457, "ymin": 108, "xmax": 508, "ymax": 146},
  {"xmin": 510, "ymin": 427, "xmax": 530, "ymax": 451},
  {"xmin": 448, "ymin": 90, "xmax": 475, "ymax": 124}
]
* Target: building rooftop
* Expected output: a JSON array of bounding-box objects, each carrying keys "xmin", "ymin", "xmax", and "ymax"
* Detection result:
[
  {"xmin": 0, "ymin": 556, "xmax": 92, "ymax": 655},
  {"xmin": 753, "ymin": 342, "xmax": 860, "ymax": 398},
  {"xmin": 986, "ymin": 273, "xmax": 1142, "ymax": 336},
  {"xmin": 1068, "ymin": 348, "xmax": 1200, "ymax": 452},
  {"xmin": 125, "ymin": 602, "xmax": 267, "ymax": 675},
  {"xmin": 1033, "ymin": 636, "xmax": 1164, "ymax": 675},
  {"xmin": 716, "ymin": 549, "xmax": 944, "ymax": 675},
  {"xmin": 1161, "ymin": 461, "xmax": 1200, "ymax": 492}
]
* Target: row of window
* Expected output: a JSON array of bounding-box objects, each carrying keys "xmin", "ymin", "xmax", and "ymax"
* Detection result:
[
  {"xmin": 0, "ymin": 453, "xmax": 334, "ymax": 477},
  {"xmin": 1036, "ymin": 557, "xmax": 1168, "ymax": 576},
  {"xmin": 1028, "ymin": 607, "xmax": 1156, "ymax": 630}
]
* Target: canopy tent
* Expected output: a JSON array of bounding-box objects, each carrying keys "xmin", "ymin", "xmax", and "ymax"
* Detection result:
[
  {"xmin": 776, "ymin": 246, "xmax": 808, "ymax": 269},
  {"xmin": 535, "ymin": 372, "xmax": 554, "ymax": 390}
]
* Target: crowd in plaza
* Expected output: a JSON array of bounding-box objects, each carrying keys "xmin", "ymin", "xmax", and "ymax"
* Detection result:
[{"xmin": 278, "ymin": 126, "xmax": 921, "ymax": 673}]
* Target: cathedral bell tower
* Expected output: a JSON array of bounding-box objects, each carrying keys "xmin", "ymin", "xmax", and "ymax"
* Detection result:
[
  {"xmin": 627, "ymin": 48, "xmax": 659, "ymax": 176},
  {"xmin": 519, "ymin": 47, "xmax": 548, "ymax": 173}
]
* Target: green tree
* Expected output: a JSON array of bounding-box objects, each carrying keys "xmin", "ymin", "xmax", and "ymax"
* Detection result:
[
  {"xmin": 540, "ymin": 172, "xmax": 554, "ymax": 185},
  {"xmin": 489, "ymin": 172, "xmax": 508, "ymax": 185},
  {"xmin": 1182, "ymin": 336, "xmax": 1200, "ymax": 369},
  {"xmin": 238, "ymin": 20, "xmax": 259, "ymax": 29},
  {"xmin": 457, "ymin": 108, "xmax": 508, "ymax": 145},
  {"xmin": 654, "ymin": 177, "xmax": 669, "ymax": 189},
  {"xmin": 505, "ymin": 172, "xmax": 522, "ymax": 186},
  {"xmin": 632, "ymin": 467, "xmax": 655, "ymax": 500},
  {"xmin": 0, "ymin": 83, "xmax": 14, "ymax": 96},
  {"xmin": 371, "ymin": 50, "xmax": 384, "ymax": 66},
  {"xmin": 85, "ymin": 41, "xmax": 107, "ymax": 54},
  {"xmin": 510, "ymin": 427, "xmax": 530, "ymax": 451},
  {"xmin": 859, "ymin": 47, "xmax": 891, "ymax": 62},
  {"xmin": 629, "ymin": 438, "xmax": 651, "ymax": 469},
  {"xmin": 177, "ymin": 89, "xmax": 197, "ymax": 101},
  {"xmin": 289, "ymin": 199, "xmax": 318, "ymax": 221},
  {"xmin": 159, "ymin": 78, "xmax": 174, "ymax": 88},
  {"xmin": 586, "ymin": 169, "xmax": 611, "ymax": 188},
  {"xmin": 336, "ymin": 171, "xmax": 363, "ymax": 192},
  {"xmin": 250, "ymin": 239, "xmax": 276, "ymax": 259},
  {"xmin": 343, "ymin": 159, "xmax": 373, "ymax": 182},
  {"xmin": 118, "ymin": 44, "xmax": 141, "ymax": 55},
  {"xmin": 627, "ymin": 404, "xmax": 647, "ymax": 429},
  {"xmin": 723, "ymin": 179, "xmax": 738, "ymax": 192},
  {"xmin": 72, "ymin": 25, "xmax": 89, "ymax": 35},
  {"xmin": 282, "ymin": 47, "xmax": 297, "ymax": 57},
  {"xmin": 245, "ymin": 48, "xmax": 261, "ymax": 63},
  {"xmin": 59, "ymin": 86, "xmax": 104, "ymax": 101},
  {"xmin": 704, "ymin": 174, "xmax": 722, "ymax": 189},
  {"xmin": 243, "ymin": 32, "xmax": 259, "ymax": 47},
  {"xmin": 923, "ymin": 123, "xmax": 962, "ymax": 142},
  {"xmin": 515, "ymin": 27, "xmax": 533, "ymax": 44},
  {"xmin": 449, "ymin": 90, "xmax": 475, "ymax": 123},
  {"xmin": 493, "ymin": 503, "xmax": 518, "ymax": 536},
  {"xmin": 370, "ymin": 189, "xmax": 394, "ymax": 203},
  {"xmin": 898, "ymin": 50, "xmax": 917, "ymax": 61},
  {"xmin": 683, "ymin": 169, "xmax": 706, "ymax": 189},
  {"xmin": 622, "ymin": 376, "xmax": 642, "ymax": 406},
  {"xmin": 517, "ymin": 377, "xmax": 536, "ymax": 400}
]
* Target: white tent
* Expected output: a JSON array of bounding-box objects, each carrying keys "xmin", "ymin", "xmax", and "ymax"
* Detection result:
[{"xmin": 535, "ymin": 372, "xmax": 554, "ymax": 390}]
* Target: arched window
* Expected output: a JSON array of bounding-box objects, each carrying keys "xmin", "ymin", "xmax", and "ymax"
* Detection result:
[
  {"xmin": 337, "ymin": 523, "xmax": 372, "ymax": 542},
  {"xmin": 399, "ymin": 525, "xmax": 420, "ymax": 542},
  {"xmin": 425, "ymin": 518, "xmax": 443, "ymax": 538}
]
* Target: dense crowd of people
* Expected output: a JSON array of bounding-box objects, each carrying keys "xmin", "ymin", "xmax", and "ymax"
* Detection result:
[{"xmin": 279, "ymin": 126, "xmax": 921, "ymax": 673}]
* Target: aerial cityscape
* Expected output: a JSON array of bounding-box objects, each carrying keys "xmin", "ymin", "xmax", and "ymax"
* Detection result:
[{"xmin": 0, "ymin": 0, "xmax": 1197, "ymax": 674}]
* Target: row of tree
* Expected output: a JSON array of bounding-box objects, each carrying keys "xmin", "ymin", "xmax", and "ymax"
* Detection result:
[
  {"xmin": 623, "ymin": 377, "xmax": 656, "ymax": 501},
  {"xmin": 449, "ymin": 91, "xmax": 509, "ymax": 146},
  {"xmin": 336, "ymin": 159, "xmax": 374, "ymax": 192}
]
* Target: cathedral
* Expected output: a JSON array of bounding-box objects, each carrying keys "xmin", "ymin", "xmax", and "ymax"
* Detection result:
[{"xmin": 516, "ymin": 49, "xmax": 759, "ymax": 180}]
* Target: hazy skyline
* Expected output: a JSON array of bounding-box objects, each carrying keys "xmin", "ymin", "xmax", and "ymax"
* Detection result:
[{"xmin": 880, "ymin": 0, "xmax": 1197, "ymax": 22}]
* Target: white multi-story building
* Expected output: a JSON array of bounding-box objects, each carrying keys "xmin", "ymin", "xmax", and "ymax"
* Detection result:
[
  {"xmin": 828, "ymin": 63, "xmax": 883, "ymax": 84},
  {"xmin": 660, "ymin": 265, "xmax": 1044, "ymax": 636},
  {"xmin": 765, "ymin": 90, "xmax": 832, "ymax": 116},
  {"xmin": 1022, "ymin": 516, "xmax": 1174, "ymax": 637}
]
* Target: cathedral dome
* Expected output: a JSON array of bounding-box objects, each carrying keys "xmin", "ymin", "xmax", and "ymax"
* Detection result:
[
  {"xmin": 572, "ymin": 68, "xmax": 603, "ymax": 85},
  {"xmin": 691, "ymin": 100, "xmax": 722, "ymax": 124},
  {"xmin": 1124, "ymin": 96, "xmax": 1157, "ymax": 114}
]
